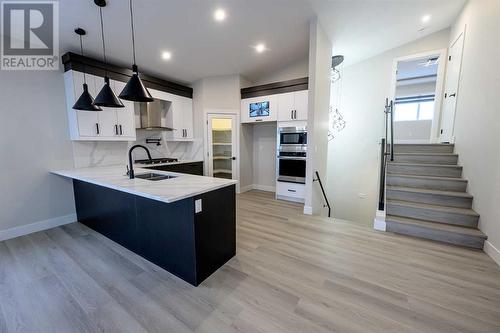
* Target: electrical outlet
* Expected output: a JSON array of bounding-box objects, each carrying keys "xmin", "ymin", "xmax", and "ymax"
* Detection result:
[{"xmin": 195, "ymin": 199, "xmax": 202, "ymax": 213}]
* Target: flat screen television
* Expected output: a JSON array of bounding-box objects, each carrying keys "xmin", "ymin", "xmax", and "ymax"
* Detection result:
[{"xmin": 249, "ymin": 101, "xmax": 270, "ymax": 118}]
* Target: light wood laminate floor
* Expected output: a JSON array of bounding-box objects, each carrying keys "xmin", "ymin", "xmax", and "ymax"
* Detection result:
[{"xmin": 1, "ymin": 190, "xmax": 500, "ymax": 333}]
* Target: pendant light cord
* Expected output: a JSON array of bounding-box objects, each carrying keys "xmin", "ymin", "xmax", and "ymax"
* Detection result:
[
  {"xmin": 99, "ymin": 7, "xmax": 108, "ymax": 77},
  {"xmin": 79, "ymin": 34, "xmax": 87, "ymax": 84},
  {"xmin": 129, "ymin": 0, "xmax": 137, "ymax": 67}
]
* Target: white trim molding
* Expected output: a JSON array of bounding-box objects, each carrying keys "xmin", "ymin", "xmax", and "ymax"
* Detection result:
[
  {"xmin": 0, "ymin": 213, "xmax": 77, "ymax": 242},
  {"xmin": 303, "ymin": 205, "xmax": 313, "ymax": 215},
  {"xmin": 252, "ymin": 184, "xmax": 276, "ymax": 192},
  {"xmin": 484, "ymin": 241, "xmax": 500, "ymax": 267},
  {"xmin": 373, "ymin": 210, "xmax": 386, "ymax": 231}
]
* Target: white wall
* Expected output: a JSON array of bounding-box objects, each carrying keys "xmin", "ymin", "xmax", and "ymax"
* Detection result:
[
  {"xmin": 326, "ymin": 29, "xmax": 450, "ymax": 224},
  {"xmin": 0, "ymin": 70, "xmax": 76, "ymax": 235},
  {"xmin": 252, "ymin": 123, "xmax": 277, "ymax": 191},
  {"xmin": 305, "ymin": 18, "xmax": 332, "ymax": 216},
  {"xmin": 252, "ymin": 57, "xmax": 309, "ymax": 86},
  {"xmin": 396, "ymin": 81, "xmax": 436, "ymax": 97},
  {"xmin": 449, "ymin": 0, "xmax": 500, "ymax": 261}
]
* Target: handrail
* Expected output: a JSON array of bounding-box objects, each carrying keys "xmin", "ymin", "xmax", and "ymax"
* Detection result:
[
  {"xmin": 378, "ymin": 99, "xmax": 394, "ymax": 210},
  {"xmin": 389, "ymin": 100, "xmax": 394, "ymax": 161},
  {"xmin": 378, "ymin": 138, "xmax": 387, "ymax": 210},
  {"xmin": 313, "ymin": 171, "xmax": 331, "ymax": 217}
]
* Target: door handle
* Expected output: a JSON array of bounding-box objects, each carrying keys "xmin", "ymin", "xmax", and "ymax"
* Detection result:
[
  {"xmin": 449, "ymin": 93, "xmax": 456, "ymax": 98},
  {"xmin": 231, "ymin": 157, "xmax": 236, "ymax": 160}
]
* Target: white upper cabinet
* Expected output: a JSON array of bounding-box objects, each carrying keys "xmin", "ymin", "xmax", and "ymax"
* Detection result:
[
  {"xmin": 148, "ymin": 89, "xmax": 194, "ymax": 141},
  {"xmin": 241, "ymin": 90, "xmax": 308, "ymax": 124},
  {"xmin": 277, "ymin": 90, "xmax": 308, "ymax": 122},
  {"xmin": 113, "ymin": 80, "xmax": 137, "ymax": 139},
  {"xmin": 64, "ymin": 70, "xmax": 137, "ymax": 141},
  {"xmin": 293, "ymin": 90, "xmax": 309, "ymax": 121},
  {"xmin": 241, "ymin": 95, "xmax": 278, "ymax": 123}
]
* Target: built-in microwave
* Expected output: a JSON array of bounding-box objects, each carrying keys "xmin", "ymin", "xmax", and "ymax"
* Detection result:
[{"xmin": 279, "ymin": 127, "xmax": 307, "ymax": 146}]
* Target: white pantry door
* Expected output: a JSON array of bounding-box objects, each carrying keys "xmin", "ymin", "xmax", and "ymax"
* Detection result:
[{"xmin": 440, "ymin": 31, "xmax": 465, "ymax": 143}]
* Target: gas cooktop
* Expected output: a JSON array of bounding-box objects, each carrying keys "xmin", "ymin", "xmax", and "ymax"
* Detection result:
[{"xmin": 135, "ymin": 158, "xmax": 179, "ymax": 165}]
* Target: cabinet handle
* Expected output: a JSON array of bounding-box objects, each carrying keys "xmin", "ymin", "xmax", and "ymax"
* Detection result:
[
  {"xmin": 115, "ymin": 124, "xmax": 119, "ymax": 135},
  {"xmin": 119, "ymin": 125, "xmax": 123, "ymax": 135},
  {"xmin": 287, "ymin": 189, "xmax": 297, "ymax": 193},
  {"xmin": 295, "ymin": 110, "xmax": 297, "ymax": 119},
  {"xmin": 255, "ymin": 119, "xmax": 263, "ymax": 122},
  {"xmin": 291, "ymin": 110, "xmax": 293, "ymax": 119},
  {"xmin": 96, "ymin": 123, "xmax": 100, "ymax": 135}
]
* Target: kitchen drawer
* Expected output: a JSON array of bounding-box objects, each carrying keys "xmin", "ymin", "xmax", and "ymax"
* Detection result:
[{"xmin": 276, "ymin": 181, "xmax": 305, "ymax": 199}]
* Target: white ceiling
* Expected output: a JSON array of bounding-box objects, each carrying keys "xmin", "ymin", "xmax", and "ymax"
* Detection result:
[
  {"xmin": 59, "ymin": 0, "xmax": 313, "ymax": 85},
  {"xmin": 59, "ymin": 0, "xmax": 465, "ymax": 85},
  {"xmin": 311, "ymin": 0, "xmax": 466, "ymax": 67},
  {"xmin": 397, "ymin": 56, "xmax": 440, "ymax": 81}
]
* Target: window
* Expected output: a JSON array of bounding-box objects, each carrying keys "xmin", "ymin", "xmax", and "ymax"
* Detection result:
[{"xmin": 394, "ymin": 95, "xmax": 435, "ymax": 121}]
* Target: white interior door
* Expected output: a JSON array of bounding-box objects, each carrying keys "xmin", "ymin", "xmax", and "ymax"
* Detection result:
[
  {"xmin": 440, "ymin": 31, "xmax": 465, "ymax": 142},
  {"xmin": 207, "ymin": 114, "xmax": 237, "ymax": 180}
]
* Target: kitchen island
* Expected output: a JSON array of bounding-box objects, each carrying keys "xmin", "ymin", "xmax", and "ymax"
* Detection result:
[{"xmin": 52, "ymin": 166, "xmax": 237, "ymax": 286}]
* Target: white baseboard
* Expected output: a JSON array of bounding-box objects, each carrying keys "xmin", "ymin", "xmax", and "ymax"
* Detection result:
[
  {"xmin": 484, "ymin": 241, "xmax": 500, "ymax": 266},
  {"xmin": 239, "ymin": 185, "xmax": 254, "ymax": 193},
  {"xmin": 373, "ymin": 210, "xmax": 386, "ymax": 231},
  {"xmin": 303, "ymin": 205, "xmax": 313, "ymax": 215},
  {"xmin": 251, "ymin": 184, "xmax": 276, "ymax": 192},
  {"xmin": 0, "ymin": 213, "xmax": 77, "ymax": 242}
]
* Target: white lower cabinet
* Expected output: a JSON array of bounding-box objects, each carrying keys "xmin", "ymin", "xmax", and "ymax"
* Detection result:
[{"xmin": 276, "ymin": 181, "xmax": 305, "ymax": 202}]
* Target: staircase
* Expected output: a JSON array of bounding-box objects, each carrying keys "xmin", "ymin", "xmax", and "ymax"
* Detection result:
[{"xmin": 385, "ymin": 144, "xmax": 487, "ymax": 249}]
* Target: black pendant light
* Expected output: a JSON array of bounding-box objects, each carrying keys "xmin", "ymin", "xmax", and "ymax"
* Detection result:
[
  {"xmin": 93, "ymin": 0, "xmax": 124, "ymax": 108},
  {"xmin": 73, "ymin": 28, "xmax": 102, "ymax": 111},
  {"xmin": 119, "ymin": 0, "xmax": 154, "ymax": 102}
]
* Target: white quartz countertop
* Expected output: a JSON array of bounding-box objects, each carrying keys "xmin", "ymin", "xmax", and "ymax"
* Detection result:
[{"xmin": 51, "ymin": 165, "xmax": 237, "ymax": 204}]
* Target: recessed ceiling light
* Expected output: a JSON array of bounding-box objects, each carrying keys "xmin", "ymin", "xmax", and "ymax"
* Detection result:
[
  {"xmin": 161, "ymin": 51, "xmax": 172, "ymax": 60},
  {"xmin": 255, "ymin": 43, "xmax": 266, "ymax": 53},
  {"xmin": 422, "ymin": 14, "xmax": 431, "ymax": 23},
  {"xmin": 214, "ymin": 8, "xmax": 226, "ymax": 22}
]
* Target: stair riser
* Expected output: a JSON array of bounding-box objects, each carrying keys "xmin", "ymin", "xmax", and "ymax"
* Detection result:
[
  {"xmin": 387, "ymin": 203, "xmax": 479, "ymax": 228},
  {"xmin": 386, "ymin": 221, "xmax": 485, "ymax": 249},
  {"xmin": 387, "ymin": 175, "xmax": 468, "ymax": 192},
  {"xmin": 393, "ymin": 145, "xmax": 454, "ymax": 154},
  {"xmin": 388, "ymin": 164, "xmax": 462, "ymax": 178},
  {"xmin": 387, "ymin": 190, "xmax": 472, "ymax": 209},
  {"xmin": 393, "ymin": 155, "xmax": 458, "ymax": 165}
]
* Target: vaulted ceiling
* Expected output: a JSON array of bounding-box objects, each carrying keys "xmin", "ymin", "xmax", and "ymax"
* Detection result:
[{"xmin": 59, "ymin": 0, "xmax": 466, "ymax": 84}]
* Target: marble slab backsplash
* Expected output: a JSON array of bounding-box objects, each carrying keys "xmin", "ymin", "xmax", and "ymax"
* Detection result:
[{"xmin": 72, "ymin": 131, "xmax": 204, "ymax": 169}]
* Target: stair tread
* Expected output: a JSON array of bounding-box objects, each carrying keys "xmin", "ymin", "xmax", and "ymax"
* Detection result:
[
  {"xmin": 387, "ymin": 162, "xmax": 462, "ymax": 168},
  {"xmin": 387, "ymin": 199, "xmax": 480, "ymax": 216},
  {"xmin": 387, "ymin": 186, "xmax": 473, "ymax": 198},
  {"xmin": 394, "ymin": 153, "xmax": 458, "ymax": 156},
  {"xmin": 386, "ymin": 215, "xmax": 486, "ymax": 238},
  {"xmin": 395, "ymin": 144, "xmax": 454, "ymax": 146},
  {"xmin": 387, "ymin": 174, "xmax": 467, "ymax": 182}
]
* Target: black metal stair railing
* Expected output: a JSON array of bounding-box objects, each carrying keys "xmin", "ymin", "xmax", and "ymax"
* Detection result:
[
  {"xmin": 378, "ymin": 99, "xmax": 394, "ymax": 211},
  {"xmin": 313, "ymin": 171, "xmax": 331, "ymax": 218}
]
